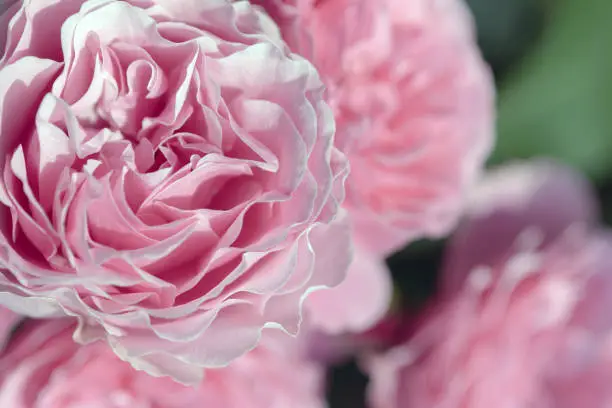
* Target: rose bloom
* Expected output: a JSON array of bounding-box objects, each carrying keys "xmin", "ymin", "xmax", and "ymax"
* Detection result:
[
  {"xmin": 0, "ymin": 0, "xmax": 351, "ymax": 382},
  {"xmin": 367, "ymin": 162, "xmax": 612, "ymax": 408},
  {"xmin": 442, "ymin": 160, "xmax": 600, "ymax": 296},
  {"xmin": 253, "ymin": 0, "xmax": 495, "ymax": 256},
  {"xmin": 0, "ymin": 319, "xmax": 326, "ymax": 408}
]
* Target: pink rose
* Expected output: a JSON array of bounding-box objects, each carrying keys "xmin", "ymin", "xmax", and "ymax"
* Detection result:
[
  {"xmin": 442, "ymin": 160, "xmax": 599, "ymax": 296},
  {"xmin": 367, "ymin": 162, "xmax": 612, "ymax": 408},
  {"xmin": 255, "ymin": 0, "xmax": 495, "ymax": 256},
  {"xmin": 0, "ymin": 319, "xmax": 326, "ymax": 408},
  {"xmin": 0, "ymin": 0, "xmax": 351, "ymax": 382}
]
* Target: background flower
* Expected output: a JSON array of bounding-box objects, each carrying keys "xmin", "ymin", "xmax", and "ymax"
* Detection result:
[
  {"xmin": 0, "ymin": 0, "xmax": 350, "ymax": 382},
  {"xmin": 441, "ymin": 160, "xmax": 600, "ymax": 297},
  {"xmin": 367, "ymin": 162, "xmax": 612, "ymax": 408},
  {"xmin": 246, "ymin": 0, "xmax": 494, "ymax": 342},
  {"xmin": 0, "ymin": 319, "xmax": 326, "ymax": 408},
  {"xmin": 255, "ymin": 0, "xmax": 495, "ymax": 256}
]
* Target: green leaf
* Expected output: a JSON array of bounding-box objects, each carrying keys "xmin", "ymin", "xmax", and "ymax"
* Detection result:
[
  {"xmin": 465, "ymin": 0, "xmax": 544, "ymax": 76},
  {"xmin": 490, "ymin": 0, "xmax": 612, "ymax": 181}
]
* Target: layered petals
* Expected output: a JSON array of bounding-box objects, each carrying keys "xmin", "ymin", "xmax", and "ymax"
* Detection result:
[{"xmin": 0, "ymin": 0, "xmax": 350, "ymax": 382}]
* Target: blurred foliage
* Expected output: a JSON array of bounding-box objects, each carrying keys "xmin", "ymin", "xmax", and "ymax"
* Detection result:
[
  {"xmin": 326, "ymin": 361, "xmax": 368, "ymax": 408},
  {"xmin": 600, "ymin": 183, "xmax": 612, "ymax": 227},
  {"xmin": 387, "ymin": 239, "xmax": 444, "ymax": 310},
  {"xmin": 490, "ymin": 0, "xmax": 612, "ymax": 181},
  {"xmin": 464, "ymin": 0, "xmax": 544, "ymax": 77}
]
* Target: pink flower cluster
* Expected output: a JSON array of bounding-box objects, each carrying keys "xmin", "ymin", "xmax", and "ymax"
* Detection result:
[{"xmin": 7, "ymin": 0, "xmax": 579, "ymax": 406}]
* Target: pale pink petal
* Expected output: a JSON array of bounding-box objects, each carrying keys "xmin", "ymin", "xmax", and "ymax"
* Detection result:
[{"xmin": 306, "ymin": 247, "xmax": 392, "ymax": 334}]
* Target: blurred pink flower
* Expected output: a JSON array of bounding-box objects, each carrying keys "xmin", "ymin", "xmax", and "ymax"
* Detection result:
[
  {"xmin": 0, "ymin": 0, "xmax": 351, "ymax": 382},
  {"xmin": 442, "ymin": 160, "xmax": 600, "ymax": 296},
  {"xmin": 367, "ymin": 162, "xmax": 612, "ymax": 408},
  {"xmin": 247, "ymin": 0, "xmax": 493, "ymax": 337},
  {"xmin": 0, "ymin": 319, "xmax": 326, "ymax": 408},
  {"xmin": 255, "ymin": 0, "xmax": 495, "ymax": 256}
]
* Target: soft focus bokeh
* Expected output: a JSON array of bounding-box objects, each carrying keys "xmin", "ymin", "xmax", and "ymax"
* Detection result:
[{"xmin": 328, "ymin": 1, "xmax": 612, "ymax": 406}]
